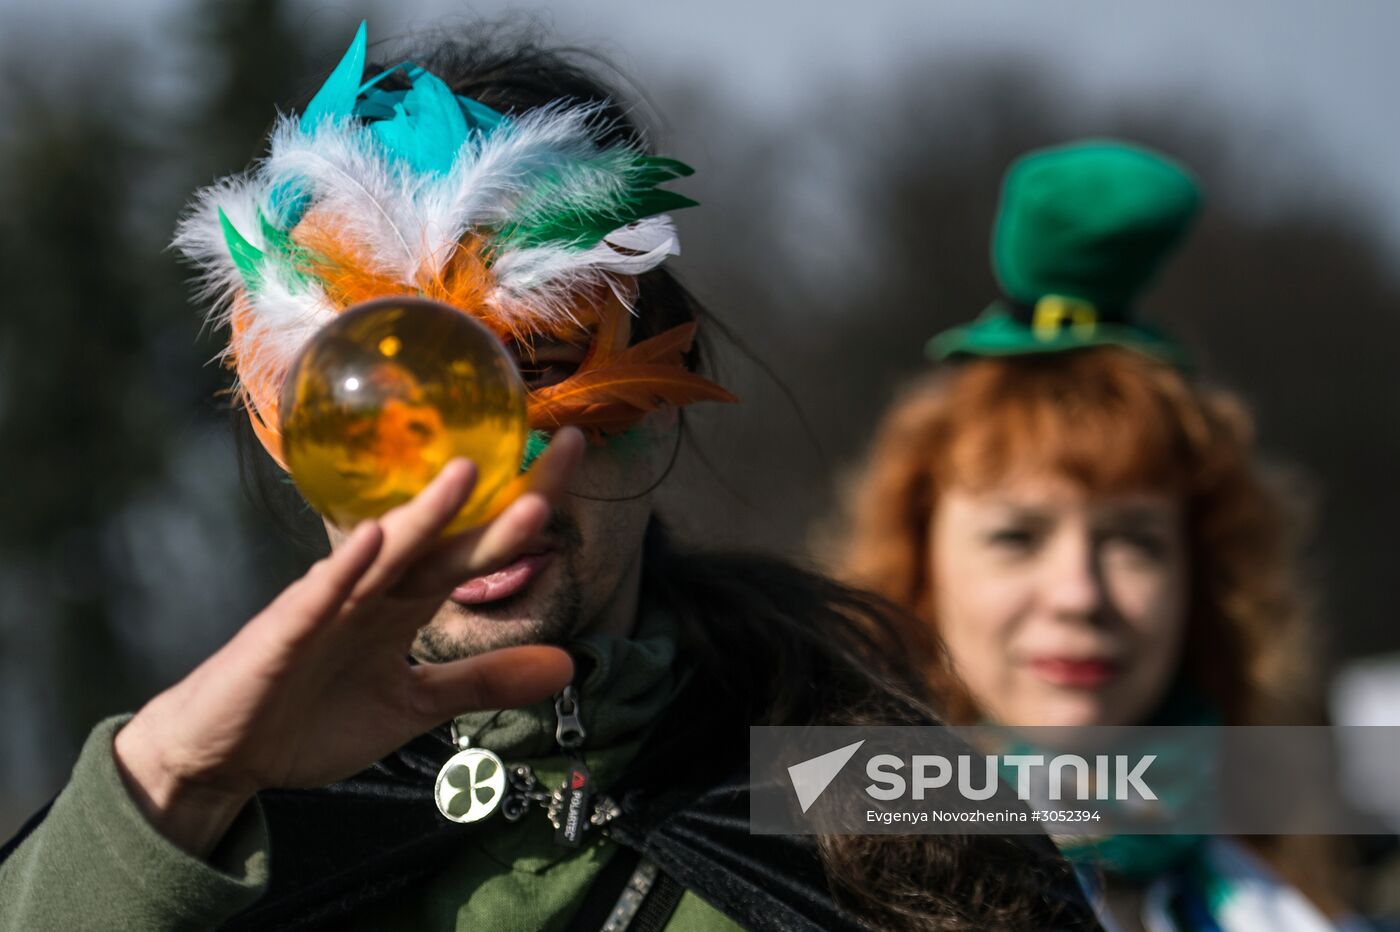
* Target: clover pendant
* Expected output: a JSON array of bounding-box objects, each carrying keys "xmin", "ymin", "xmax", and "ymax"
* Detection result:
[{"xmin": 434, "ymin": 747, "xmax": 508, "ymax": 823}]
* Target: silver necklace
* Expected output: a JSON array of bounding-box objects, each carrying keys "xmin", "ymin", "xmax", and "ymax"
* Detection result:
[{"xmin": 434, "ymin": 685, "xmax": 621, "ymax": 844}]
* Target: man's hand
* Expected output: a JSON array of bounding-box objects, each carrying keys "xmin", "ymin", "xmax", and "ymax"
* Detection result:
[{"xmin": 112, "ymin": 428, "xmax": 586, "ymax": 858}]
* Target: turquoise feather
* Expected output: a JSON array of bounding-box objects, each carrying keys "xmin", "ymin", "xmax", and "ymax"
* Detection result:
[
  {"xmin": 265, "ymin": 180, "xmax": 310, "ymax": 230},
  {"xmin": 368, "ymin": 66, "xmax": 469, "ymax": 175},
  {"xmin": 300, "ymin": 21, "xmax": 367, "ymax": 131},
  {"xmin": 299, "ymin": 27, "xmax": 511, "ymax": 173},
  {"xmin": 355, "ymin": 87, "xmax": 401, "ymax": 121},
  {"xmin": 459, "ymin": 95, "xmax": 506, "ymax": 135}
]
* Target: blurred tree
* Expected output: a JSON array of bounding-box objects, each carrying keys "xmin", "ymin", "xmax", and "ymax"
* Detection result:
[
  {"xmin": 170, "ymin": 0, "xmax": 350, "ymax": 577},
  {"xmin": 0, "ymin": 40, "xmax": 162, "ymax": 766},
  {"xmin": 0, "ymin": 0, "xmax": 326, "ymax": 834},
  {"xmin": 182, "ymin": 0, "xmax": 340, "ymax": 175}
]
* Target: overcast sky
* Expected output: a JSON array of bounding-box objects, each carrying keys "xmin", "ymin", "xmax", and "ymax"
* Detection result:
[{"xmin": 5, "ymin": 0, "xmax": 1398, "ymax": 252}]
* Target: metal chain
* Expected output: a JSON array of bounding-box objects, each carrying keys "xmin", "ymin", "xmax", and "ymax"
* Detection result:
[
  {"xmin": 500, "ymin": 762, "xmax": 620, "ymax": 832},
  {"xmin": 442, "ymin": 686, "xmax": 619, "ymax": 835}
]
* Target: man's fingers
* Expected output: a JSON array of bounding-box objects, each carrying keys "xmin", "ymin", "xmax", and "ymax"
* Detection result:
[
  {"xmin": 390, "ymin": 493, "xmax": 551, "ymax": 600},
  {"xmin": 350, "ymin": 459, "xmax": 477, "ymax": 599},
  {"xmin": 263, "ymin": 520, "xmax": 384, "ymax": 639},
  {"xmin": 386, "ymin": 429, "xmax": 585, "ymax": 600},
  {"xmin": 409, "ymin": 645, "xmax": 575, "ymax": 725},
  {"xmin": 460, "ymin": 493, "xmax": 553, "ymax": 572}
]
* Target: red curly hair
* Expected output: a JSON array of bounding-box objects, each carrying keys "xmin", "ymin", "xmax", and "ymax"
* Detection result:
[{"xmin": 836, "ymin": 346, "xmax": 1315, "ymax": 726}]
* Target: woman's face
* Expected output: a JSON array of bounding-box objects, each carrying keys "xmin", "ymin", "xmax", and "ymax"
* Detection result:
[{"xmin": 929, "ymin": 472, "xmax": 1188, "ymax": 727}]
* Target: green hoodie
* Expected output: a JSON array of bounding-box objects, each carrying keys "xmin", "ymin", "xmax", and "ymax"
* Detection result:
[{"xmin": 0, "ymin": 607, "xmax": 744, "ymax": 931}]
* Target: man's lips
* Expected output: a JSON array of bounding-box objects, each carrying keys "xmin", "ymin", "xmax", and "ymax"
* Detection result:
[
  {"xmin": 450, "ymin": 551, "xmax": 555, "ymax": 606},
  {"xmin": 1026, "ymin": 656, "xmax": 1121, "ymax": 688}
]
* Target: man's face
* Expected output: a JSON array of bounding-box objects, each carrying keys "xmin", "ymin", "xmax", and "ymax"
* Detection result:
[{"xmin": 324, "ymin": 409, "xmax": 677, "ymax": 661}]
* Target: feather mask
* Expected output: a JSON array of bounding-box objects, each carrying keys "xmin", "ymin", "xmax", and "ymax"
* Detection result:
[{"xmin": 174, "ymin": 21, "xmax": 735, "ymax": 465}]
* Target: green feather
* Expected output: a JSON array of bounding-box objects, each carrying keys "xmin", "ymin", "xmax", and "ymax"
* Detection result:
[
  {"xmin": 520, "ymin": 430, "xmax": 550, "ymax": 472},
  {"xmin": 496, "ymin": 151, "xmax": 699, "ymax": 251},
  {"xmin": 500, "ymin": 188, "xmax": 699, "ymax": 250},
  {"xmin": 633, "ymin": 156, "xmax": 695, "ymax": 186},
  {"xmin": 619, "ymin": 188, "xmax": 701, "ymax": 224},
  {"xmin": 256, "ymin": 210, "xmax": 312, "ymax": 291},
  {"xmin": 257, "ymin": 210, "xmax": 292, "ymax": 255},
  {"xmin": 219, "ymin": 208, "xmax": 263, "ymax": 290}
]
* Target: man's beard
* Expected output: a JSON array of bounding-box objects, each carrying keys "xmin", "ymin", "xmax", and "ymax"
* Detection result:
[{"xmin": 410, "ymin": 511, "xmax": 585, "ymax": 662}]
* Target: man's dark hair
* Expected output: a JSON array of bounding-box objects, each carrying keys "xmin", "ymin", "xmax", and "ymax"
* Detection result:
[
  {"xmin": 637, "ymin": 521, "xmax": 1096, "ymax": 930},
  {"xmin": 237, "ymin": 20, "xmax": 1099, "ymax": 930}
]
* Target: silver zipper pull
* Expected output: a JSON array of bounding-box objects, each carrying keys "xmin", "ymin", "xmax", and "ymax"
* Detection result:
[{"xmin": 555, "ymin": 685, "xmax": 586, "ymax": 750}]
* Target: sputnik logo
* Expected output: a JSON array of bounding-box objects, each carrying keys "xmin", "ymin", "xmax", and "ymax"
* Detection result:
[{"xmin": 787, "ymin": 740, "xmax": 865, "ymax": 813}]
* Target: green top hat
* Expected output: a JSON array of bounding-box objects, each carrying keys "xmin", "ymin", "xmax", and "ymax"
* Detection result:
[{"xmin": 927, "ymin": 139, "xmax": 1201, "ymax": 366}]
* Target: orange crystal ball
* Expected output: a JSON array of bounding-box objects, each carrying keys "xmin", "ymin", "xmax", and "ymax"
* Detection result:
[{"xmin": 280, "ymin": 297, "xmax": 527, "ymax": 535}]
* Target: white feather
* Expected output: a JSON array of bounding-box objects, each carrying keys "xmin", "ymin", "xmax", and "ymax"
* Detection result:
[
  {"xmin": 264, "ymin": 115, "xmax": 428, "ymax": 284},
  {"xmin": 172, "ymin": 173, "xmax": 277, "ymax": 344},
  {"xmin": 228, "ymin": 269, "xmax": 338, "ymax": 399},
  {"xmin": 492, "ymin": 216, "xmax": 678, "ymax": 293},
  {"xmin": 602, "ymin": 216, "xmax": 682, "ymax": 256},
  {"xmin": 173, "ymin": 96, "xmax": 688, "ymax": 381},
  {"xmin": 415, "ymin": 103, "xmax": 638, "ymax": 274}
]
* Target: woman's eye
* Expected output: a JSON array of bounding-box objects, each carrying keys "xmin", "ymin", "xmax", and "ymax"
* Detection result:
[
  {"xmin": 986, "ymin": 528, "xmax": 1038, "ymax": 551},
  {"xmin": 1107, "ymin": 532, "xmax": 1168, "ymax": 560}
]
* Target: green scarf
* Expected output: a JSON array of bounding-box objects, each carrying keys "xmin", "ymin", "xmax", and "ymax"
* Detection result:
[
  {"xmin": 1064, "ymin": 684, "xmax": 1217, "ymax": 879},
  {"xmin": 1001, "ymin": 683, "xmax": 1220, "ymax": 880},
  {"xmin": 348, "ymin": 606, "xmax": 687, "ymax": 932}
]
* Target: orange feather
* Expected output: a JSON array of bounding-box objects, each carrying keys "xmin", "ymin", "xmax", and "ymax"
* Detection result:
[
  {"xmin": 226, "ymin": 292, "xmax": 290, "ymax": 466},
  {"xmin": 575, "ymin": 293, "xmax": 633, "ymax": 369},
  {"xmin": 531, "ymin": 364, "xmax": 734, "ymax": 408},
  {"xmin": 245, "ymin": 399, "xmax": 288, "ymax": 470},
  {"xmin": 416, "ymin": 234, "xmax": 495, "ymax": 327},
  {"xmin": 292, "ymin": 213, "xmax": 416, "ymax": 308},
  {"xmin": 527, "ymin": 363, "xmax": 737, "ymax": 435},
  {"xmin": 610, "ymin": 322, "xmax": 698, "ymax": 367}
]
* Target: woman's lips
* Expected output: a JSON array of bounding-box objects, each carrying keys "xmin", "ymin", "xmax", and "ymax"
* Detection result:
[
  {"xmin": 450, "ymin": 552, "xmax": 555, "ymax": 606},
  {"xmin": 1027, "ymin": 656, "xmax": 1120, "ymax": 688}
]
